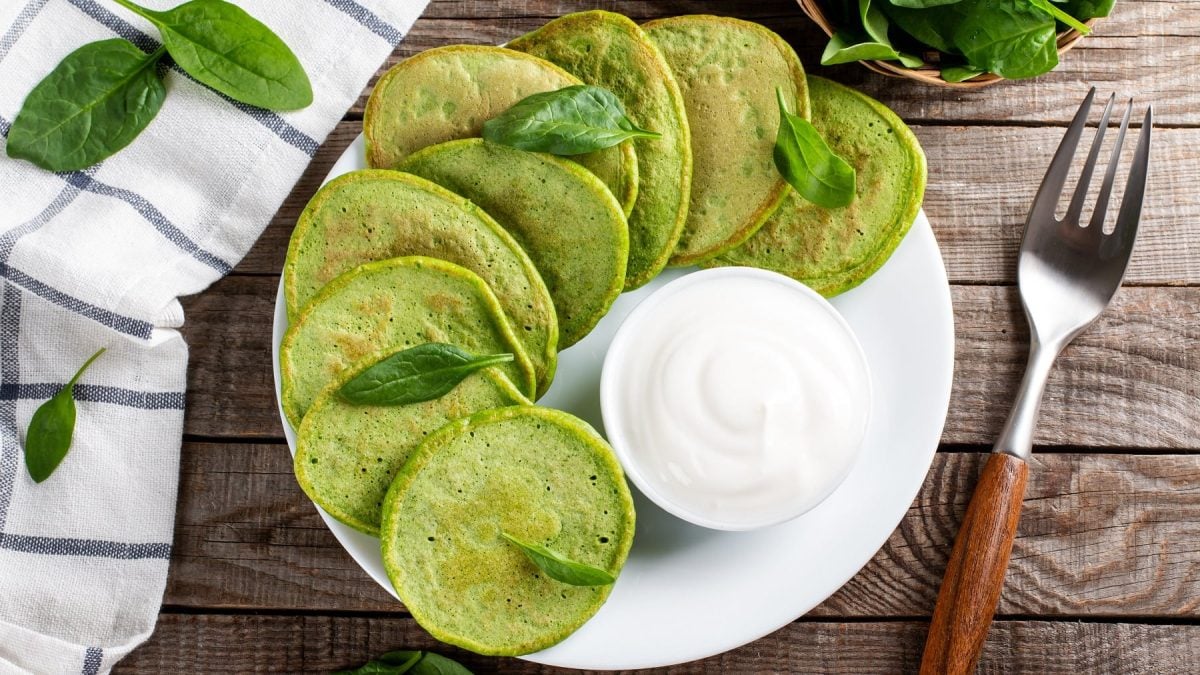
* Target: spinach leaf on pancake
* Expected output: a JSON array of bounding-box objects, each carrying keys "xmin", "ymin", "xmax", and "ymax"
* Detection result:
[
  {"xmin": 710, "ymin": 76, "xmax": 927, "ymax": 297},
  {"xmin": 279, "ymin": 256, "xmax": 536, "ymax": 426},
  {"xmin": 381, "ymin": 406, "xmax": 635, "ymax": 656},
  {"xmin": 510, "ymin": 11, "xmax": 692, "ymax": 290},
  {"xmin": 284, "ymin": 170, "xmax": 558, "ymax": 396},
  {"xmin": 295, "ymin": 362, "xmax": 528, "ymax": 536},
  {"xmin": 363, "ymin": 45, "xmax": 639, "ymax": 218},
  {"xmin": 644, "ymin": 15, "xmax": 809, "ymax": 266}
]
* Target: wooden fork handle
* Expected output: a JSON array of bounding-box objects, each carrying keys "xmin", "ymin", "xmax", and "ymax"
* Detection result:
[{"xmin": 920, "ymin": 452, "xmax": 1029, "ymax": 675}]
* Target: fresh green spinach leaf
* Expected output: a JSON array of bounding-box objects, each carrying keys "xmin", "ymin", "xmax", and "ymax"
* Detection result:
[
  {"xmin": 953, "ymin": 0, "xmax": 1058, "ymax": 79},
  {"xmin": 338, "ymin": 344, "xmax": 513, "ymax": 406},
  {"xmin": 821, "ymin": 33, "xmax": 906, "ymax": 65},
  {"xmin": 940, "ymin": 65, "xmax": 985, "ymax": 82},
  {"xmin": 887, "ymin": 0, "xmax": 964, "ymax": 7},
  {"xmin": 773, "ymin": 89, "xmax": 856, "ymax": 209},
  {"xmin": 879, "ymin": 1, "xmax": 965, "ymax": 54},
  {"xmin": 1027, "ymin": 0, "xmax": 1091, "ymax": 33},
  {"xmin": 482, "ymin": 85, "xmax": 659, "ymax": 155},
  {"xmin": 501, "ymin": 532, "xmax": 616, "ymax": 587},
  {"xmin": 859, "ymin": 0, "xmax": 892, "ymax": 43},
  {"xmin": 24, "ymin": 348, "xmax": 105, "ymax": 483},
  {"xmin": 1062, "ymin": 0, "xmax": 1114, "ymax": 20},
  {"xmin": 112, "ymin": 0, "xmax": 312, "ymax": 110},
  {"xmin": 334, "ymin": 650, "xmax": 472, "ymax": 675},
  {"xmin": 409, "ymin": 653, "xmax": 473, "ymax": 675},
  {"xmin": 6, "ymin": 40, "xmax": 165, "ymax": 172}
]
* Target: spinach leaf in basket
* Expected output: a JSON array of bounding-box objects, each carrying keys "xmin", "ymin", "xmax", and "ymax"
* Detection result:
[
  {"xmin": 1063, "ymin": 0, "xmax": 1115, "ymax": 21},
  {"xmin": 773, "ymin": 89, "xmax": 856, "ymax": 209},
  {"xmin": 482, "ymin": 85, "xmax": 660, "ymax": 155},
  {"xmin": 887, "ymin": 0, "xmax": 963, "ymax": 7},
  {"xmin": 338, "ymin": 343, "xmax": 513, "ymax": 406},
  {"xmin": 1027, "ymin": 0, "xmax": 1091, "ymax": 34},
  {"xmin": 501, "ymin": 532, "xmax": 616, "ymax": 587},
  {"xmin": 6, "ymin": 40, "xmax": 166, "ymax": 172},
  {"xmin": 821, "ymin": 0, "xmax": 922, "ymax": 66},
  {"xmin": 940, "ymin": 65, "xmax": 985, "ymax": 82},
  {"xmin": 112, "ymin": 0, "xmax": 312, "ymax": 110},
  {"xmin": 953, "ymin": 0, "xmax": 1059, "ymax": 79},
  {"xmin": 24, "ymin": 348, "xmax": 105, "ymax": 483}
]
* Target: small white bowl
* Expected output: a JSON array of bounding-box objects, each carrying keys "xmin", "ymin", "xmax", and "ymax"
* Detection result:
[{"xmin": 600, "ymin": 267, "xmax": 873, "ymax": 531}]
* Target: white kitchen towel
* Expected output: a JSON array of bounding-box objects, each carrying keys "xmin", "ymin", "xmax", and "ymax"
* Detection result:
[{"xmin": 0, "ymin": 0, "xmax": 427, "ymax": 672}]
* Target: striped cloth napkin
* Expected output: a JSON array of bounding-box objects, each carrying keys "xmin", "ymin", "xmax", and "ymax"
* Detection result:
[{"xmin": 0, "ymin": 1, "xmax": 427, "ymax": 672}]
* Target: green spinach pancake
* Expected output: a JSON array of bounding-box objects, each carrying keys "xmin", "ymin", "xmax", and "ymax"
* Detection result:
[
  {"xmin": 294, "ymin": 361, "xmax": 529, "ymax": 536},
  {"xmin": 381, "ymin": 405, "xmax": 635, "ymax": 656},
  {"xmin": 510, "ymin": 10, "xmax": 692, "ymax": 290},
  {"xmin": 363, "ymin": 44, "xmax": 638, "ymax": 217},
  {"xmin": 710, "ymin": 76, "xmax": 927, "ymax": 296},
  {"xmin": 643, "ymin": 15, "xmax": 809, "ymax": 265},
  {"xmin": 279, "ymin": 256, "xmax": 536, "ymax": 427},
  {"xmin": 401, "ymin": 139, "xmax": 628, "ymax": 348},
  {"xmin": 284, "ymin": 169, "xmax": 558, "ymax": 395}
]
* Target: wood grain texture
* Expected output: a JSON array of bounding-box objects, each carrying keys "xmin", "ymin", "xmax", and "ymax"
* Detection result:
[
  {"xmin": 180, "ymin": 279, "xmax": 1200, "ymax": 448},
  {"xmin": 166, "ymin": 446, "xmax": 1200, "ymax": 618},
  {"xmin": 921, "ymin": 454, "xmax": 1029, "ymax": 675},
  {"xmin": 116, "ymin": 614, "xmax": 1200, "ymax": 674},
  {"xmin": 348, "ymin": 0, "xmax": 1200, "ymax": 126},
  {"xmin": 234, "ymin": 122, "xmax": 1200, "ymax": 285}
]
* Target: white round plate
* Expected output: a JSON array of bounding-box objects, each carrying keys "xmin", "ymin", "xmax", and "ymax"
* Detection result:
[{"xmin": 272, "ymin": 134, "xmax": 955, "ymax": 670}]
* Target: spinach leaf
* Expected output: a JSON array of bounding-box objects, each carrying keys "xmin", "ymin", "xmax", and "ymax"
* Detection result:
[
  {"xmin": 821, "ymin": 33, "xmax": 906, "ymax": 65},
  {"xmin": 338, "ymin": 344, "xmax": 513, "ymax": 406},
  {"xmin": 334, "ymin": 651, "xmax": 472, "ymax": 675},
  {"xmin": 334, "ymin": 650, "xmax": 422, "ymax": 674},
  {"xmin": 1063, "ymin": 0, "xmax": 1115, "ymax": 20},
  {"xmin": 24, "ymin": 348, "xmax": 105, "ymax": 483},
  {"xmin": 482, "ymin": 85, "xmax": 659, "ymax": 155},
  {"xmin": 879, "ymin": 2, "xmax": 965, "ymax": 53},
  {"xmin": 821, "ymin": 1, "xmax": 924, "ymax": 66},
  {"xmin": 953, "ymin": 0, "xmax": 1058, "ymax": 79},
  {"xmin": 887, "ymin": 0, "xmax": 963, "ymax": 6},
  {"xmin": 6, "ymin": 40, "xmax": 165, "ymax": 172},
  {"xmin": 409, "ymin": 653, "xmax": 473, "ymax": 675},
  {"xmin": 501, "ymin": 532, "xmax": 616, "ymax": 587},
  {"xmin": 940, "ymin": 65, "xmax": 985, "ymax": 82},
  {"xmin": 112, "ymin": 0, "xmax": 312, "ymax": 110},
  {"xmin": 1027, "ymin": 0, "xmax": 1091, "ymax": 33},
  {"xmin": 773, "ymin": 89, "xmax": 856, "ymax": 209},
  {"xmin": 859, "ymin": 0, "xmax": 892, "ymax": 44}
]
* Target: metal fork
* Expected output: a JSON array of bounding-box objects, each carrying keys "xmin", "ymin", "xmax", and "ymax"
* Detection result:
[{"xmin": 920, "ymin": 88, "xmax": 1153, "ymax": 675}]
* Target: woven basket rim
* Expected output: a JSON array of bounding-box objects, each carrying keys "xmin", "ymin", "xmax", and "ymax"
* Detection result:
[{"xmin": 796, "ymin": 0, "xmax": 1096, "ymax": 89}]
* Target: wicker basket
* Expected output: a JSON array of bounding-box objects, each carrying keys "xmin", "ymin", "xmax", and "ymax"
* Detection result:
[{"xmin": 796, "ymin": 0, "xmax": 1095, "ymax": 88}]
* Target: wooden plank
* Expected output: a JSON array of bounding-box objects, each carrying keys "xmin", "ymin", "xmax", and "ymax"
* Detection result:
[
  {"xmin": 167, "ymin": 446, "xmax": 1200, "ymax": 618},
  {"xmin": 118, "ymin": 614, "xmax": 1200, "ymax": 673},
  {"xmin": 180, "ymin": 279, "xmax": 1200, "ymax": 448},
  {"xmin": 235, "ymin": 122, "xmax": 1200, "ymax": 286},
  {"xmin": 343, "ymin": 0, "xmax": 1200, "ymax": 126}
]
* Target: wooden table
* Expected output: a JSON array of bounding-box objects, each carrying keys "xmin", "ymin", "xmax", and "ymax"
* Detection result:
[{"xmin": 116, "ymin": 1, "xmax": 1200, "ymax": 672}]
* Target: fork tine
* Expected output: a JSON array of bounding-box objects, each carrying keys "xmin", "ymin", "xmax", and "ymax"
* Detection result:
[
  {"xmin": 1064, "ymin": 93, "xmax": 1116, "ymax": 225},
  {"xmin": 1087, "ymin": 99, "xmax": 1133, "ymax": 234},
  {"xmin": 1103, "ymin": 105, "xmax": 1153, "ymax": 262},
  {"xmin": 1027, "ymin": 87, "xmax": 1096, "ymax": 223}
]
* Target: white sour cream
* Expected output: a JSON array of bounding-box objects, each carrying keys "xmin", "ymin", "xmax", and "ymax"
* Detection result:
[{"xmin": 601, "ymin": 268, "xmax": 872, "ymax": 530}]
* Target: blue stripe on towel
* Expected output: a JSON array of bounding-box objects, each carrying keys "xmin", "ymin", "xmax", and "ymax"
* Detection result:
[
  {"xmin": 0, "ymin": 383, "xmax": 186, "ymax": 410},
  {"xmin": 60, "ymin": 172, "xmax": 234, "ymax": 275},
  {"xmin": 0, "ymin": 0, "xmax": 50, "ymax": 65},
  {"xmin": 324, "ymin": 0, "xmax": 405, "ymax": 44},
  {"xmin": 0, "ymin": 286, "xmax": 20, "ymax": 533},
  {"xmin": 0, "ymin": 533, "xmax": 171, "ymax": 560},
  {"xmin": 2, "ymin": 267, "xmax": 154, "ymax": 339},
  {"xmin": 66, "ymin": 0, "xmax": 320, "ymax": 157},
  {"xmin": 81, "ymin": 648, "xmax": 102, "ymax": 675}
]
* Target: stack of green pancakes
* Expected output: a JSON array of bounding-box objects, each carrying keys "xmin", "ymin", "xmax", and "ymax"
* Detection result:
[{"xmin": 280, "ymin": 9, "xmax": 925, "ymax": 658}]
